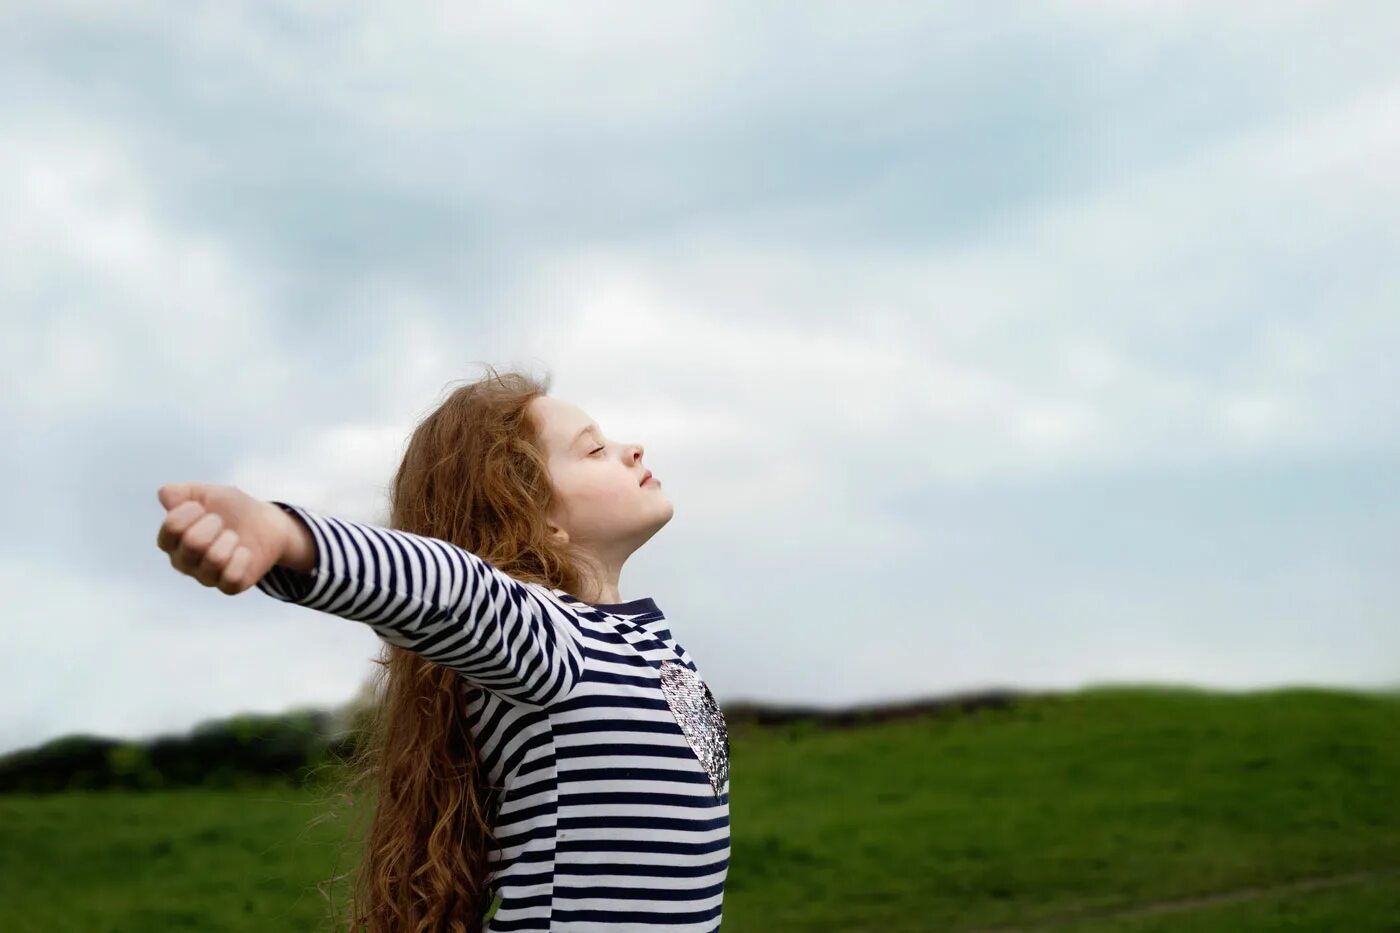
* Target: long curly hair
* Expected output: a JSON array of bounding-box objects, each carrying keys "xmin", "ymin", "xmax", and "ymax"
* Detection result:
[{"xmin": 311, "ymin": 363, "xmax": 597, "ymax": 932}]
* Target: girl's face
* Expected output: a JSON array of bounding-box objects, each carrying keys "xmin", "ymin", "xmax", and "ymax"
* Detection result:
[{"xmin": 529, "ymin": 394, "xmax": 673, "ymax": 552}]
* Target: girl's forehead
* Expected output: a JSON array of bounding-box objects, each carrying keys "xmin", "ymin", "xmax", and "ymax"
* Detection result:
[{"xmin": 536, "ymin": 396, "xmax": 597, "ymax": 447}]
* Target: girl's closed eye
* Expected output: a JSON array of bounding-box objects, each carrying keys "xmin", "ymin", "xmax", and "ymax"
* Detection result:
[{"xmin": 590, "ymin": 446, "xmax": 605, "ymax": 455}]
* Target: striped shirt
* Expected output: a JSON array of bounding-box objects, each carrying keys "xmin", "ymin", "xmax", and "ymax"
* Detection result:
[{"xmin": 255, "ymin": 501, "xmax": 731, "ymax": 931}]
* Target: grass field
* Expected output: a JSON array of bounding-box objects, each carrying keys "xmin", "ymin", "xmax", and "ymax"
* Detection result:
[{"xmin": 1, "ymin": 684, "xmax": 1397, "ymax": 931}]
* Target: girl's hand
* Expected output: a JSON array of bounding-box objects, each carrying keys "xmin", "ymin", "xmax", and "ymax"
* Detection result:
[{"xmin": 156, "ymin": 482, "xmax": 308, "ymax": 595}]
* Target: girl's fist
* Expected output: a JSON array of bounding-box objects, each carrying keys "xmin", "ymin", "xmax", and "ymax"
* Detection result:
[{"xmin": 156, "ymin": 482, "xmax": 293, "ymax": 595}]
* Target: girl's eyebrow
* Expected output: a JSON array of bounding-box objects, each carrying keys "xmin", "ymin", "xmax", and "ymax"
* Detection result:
[{"xmin": 570, "ymin": 424, "xmax": 600, "ymax": 446}]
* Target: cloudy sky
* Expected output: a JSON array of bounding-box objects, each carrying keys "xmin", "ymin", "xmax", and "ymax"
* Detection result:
[{"xmin": 4, "ymin": 2, "xmax": 1397, "ymax": 755}]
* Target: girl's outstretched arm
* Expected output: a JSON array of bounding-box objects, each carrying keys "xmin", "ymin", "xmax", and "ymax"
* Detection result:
[
  {"xmin": 156, "ymin": 482, "xmax": 585, "ymax": 708},
  {"xmin": 256, "ymin": 501, "xmax": 587, "ymax": 708}
]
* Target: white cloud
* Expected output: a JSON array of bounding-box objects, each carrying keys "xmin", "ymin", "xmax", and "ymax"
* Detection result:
[
  {"xmin": 482, "ymin": 74, "xmax": 1400, "ymax": 480},
  {"xmin": 0, "ymin": 120, "xmax": 292, "ymax": 424},
  {"xmin": 0, "ymin": 553, "xmax": 382, "ymax": 755},
  {"xmin": 231, "ymin": 421, "xmax": 408, "ymax": 525}
]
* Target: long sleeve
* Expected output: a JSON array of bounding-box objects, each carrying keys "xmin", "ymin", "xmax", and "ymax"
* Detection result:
[{"xmin": 254, "ymin": 501, "xmax": 586, "ymax": 708}]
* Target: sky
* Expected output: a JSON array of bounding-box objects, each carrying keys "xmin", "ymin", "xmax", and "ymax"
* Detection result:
[{"xmin": 3, "ymin": 1, "xmax": 1398, "ymax": 755}]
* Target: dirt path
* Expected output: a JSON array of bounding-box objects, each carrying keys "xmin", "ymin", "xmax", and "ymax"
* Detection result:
[{"xmin": 960, "ymin": 864, "xmax": 1400, "ymax": 931}]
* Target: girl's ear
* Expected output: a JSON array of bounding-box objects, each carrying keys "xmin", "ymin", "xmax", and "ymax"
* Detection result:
[
  {"xmin": 544, "ymin": 499, "xmax": 570, "ymax": 544},
  {"xmin": 547, "ymin": 520, "xmax": 570, "ymax": 545}
]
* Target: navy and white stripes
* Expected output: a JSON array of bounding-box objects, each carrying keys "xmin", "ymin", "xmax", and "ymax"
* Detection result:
[
  {"xmin": 256, "ymin": 501, "xmax": 586, "ymax": 708},
  {"xmin": 255, "ymin": 502, "xmax": 730, "ymax": 931}
]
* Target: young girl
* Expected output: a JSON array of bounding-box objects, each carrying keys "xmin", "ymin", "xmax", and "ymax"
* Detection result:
[{"xmin": 155, "ymin": 367, "xmax": 730, "ymax": 932}]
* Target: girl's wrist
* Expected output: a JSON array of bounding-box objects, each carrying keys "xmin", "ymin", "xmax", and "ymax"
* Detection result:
[{"xmin": 271, "ymin": 503, "xmax": 317, "ymax": 574}]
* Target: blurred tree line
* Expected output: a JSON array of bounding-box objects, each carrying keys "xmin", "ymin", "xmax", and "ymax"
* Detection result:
[
  {"xmin": 2, "ymin": 683, "xmax": 1026, "ymax": 794},
  {"xmin": 0, "ymin": 681, "xmax": 379, "ymax": 793}
]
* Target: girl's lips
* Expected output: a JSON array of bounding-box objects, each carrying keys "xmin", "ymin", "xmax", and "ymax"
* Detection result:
[{"xmin": 641, "ymin": 472, "xmax": 658, "ymax": 486}]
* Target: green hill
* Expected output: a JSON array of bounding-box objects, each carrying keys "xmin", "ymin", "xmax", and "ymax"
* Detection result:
[{"xmin": 1, "ymin": 684, "xmax": 1396, "ymax": 931}]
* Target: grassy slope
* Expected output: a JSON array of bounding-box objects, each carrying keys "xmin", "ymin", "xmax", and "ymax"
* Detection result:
[{"xmin": 1, "ymin": 685, "xmax": 1397, "ymax": 932}]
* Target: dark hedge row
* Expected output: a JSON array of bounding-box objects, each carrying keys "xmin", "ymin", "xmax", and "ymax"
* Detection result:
[
  {"xmin": 2, "ymin": 689, "xmax": 1039, "ymax": 794},
  {"xmin": 0, "ymin": 709, "xmax": 362, "ymax": 793}
]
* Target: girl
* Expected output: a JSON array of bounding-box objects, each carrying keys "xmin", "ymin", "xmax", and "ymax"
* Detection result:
[{"xmin": 156, "ymin": 367, "xmax": 731, "ymax": 932}]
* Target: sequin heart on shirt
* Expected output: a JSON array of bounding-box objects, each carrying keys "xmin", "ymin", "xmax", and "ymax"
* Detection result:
[{"xmin": 657, "ymin": 660, "xmax": 730, "ymax": 798}]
